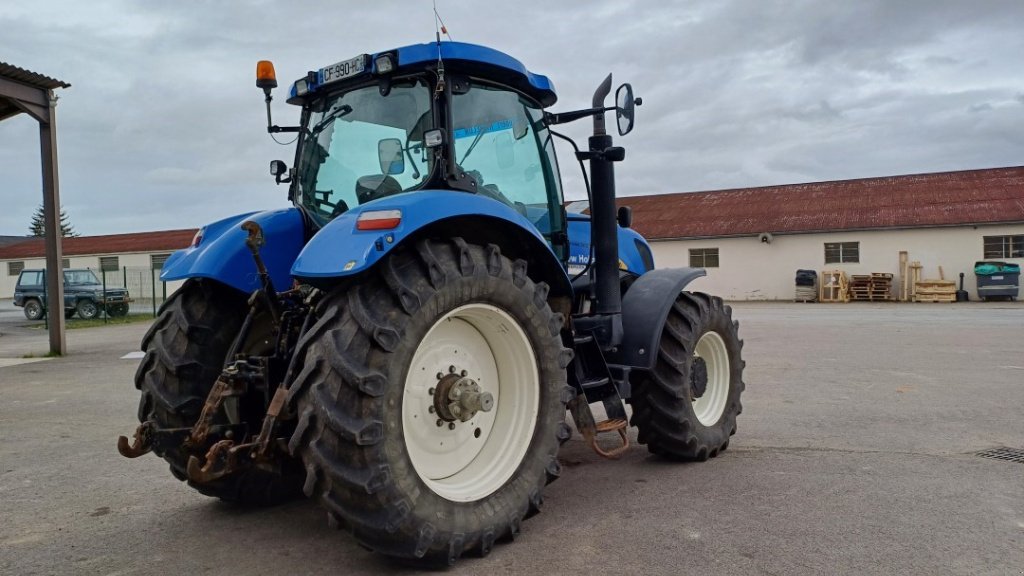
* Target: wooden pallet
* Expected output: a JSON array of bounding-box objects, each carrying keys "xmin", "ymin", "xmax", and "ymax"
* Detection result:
[
  {"xmin": 849, "ymin": 273, "xmax": 894, "ymax": 301},
  {"xmin": 914, "ymin": 295, "xmax": 956, "ymax": 303},
  {"xmin": 819, "ymin": 270, "xmax": 849, "ymax": 303}
]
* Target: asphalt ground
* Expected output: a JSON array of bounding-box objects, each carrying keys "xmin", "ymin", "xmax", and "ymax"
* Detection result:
[{"xmin": 1, "ymin": 300, "xmax": 1023, "ymax": 575}]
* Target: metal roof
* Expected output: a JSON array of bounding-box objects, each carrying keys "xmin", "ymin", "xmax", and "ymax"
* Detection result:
[
  {"xmin": 0, "ymin": 62, "xmax": 70, "ymax": 121},
  {"xmin": 619, "ymin": 166, "xmax": 1024, "ymax": 240},
  {"xmin": 0, "ymin": 62, "xmax": 70, "ymax": 90},
  {"xmin": 0, "ymin": 229, "xmax": 196, "ymax": 260}
]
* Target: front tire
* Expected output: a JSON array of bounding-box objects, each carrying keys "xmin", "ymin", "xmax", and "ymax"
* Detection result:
[
  {"xmin": 107, "ymin": 303, "xmax": 129, "ymax": 317},
  {"xmin": 76, "ymin": 299, "xmax": 99, "ymax": 320},
  {"xmin": 630, "ymin": 292, "xmax": 745, "ymax": 460},
  {"xmin": 286, "ymin": 238, "xmax": 573, "ymax": 564}
]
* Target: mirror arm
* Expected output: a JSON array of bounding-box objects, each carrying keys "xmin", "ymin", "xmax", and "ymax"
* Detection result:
[{"xmin": 544, "ymin": 106, "xmax": 615, "ymax": 126}]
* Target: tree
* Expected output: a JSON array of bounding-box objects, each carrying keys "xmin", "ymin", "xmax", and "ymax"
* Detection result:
[{"xmin": 28, "ymin": 204, "xmax": 78, "ymax": 237}]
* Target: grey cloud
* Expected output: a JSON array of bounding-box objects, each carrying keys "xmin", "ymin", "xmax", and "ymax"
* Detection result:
[{"xmin": 2, "ymin": 0, "xmax": 1024, "ymax": 233}]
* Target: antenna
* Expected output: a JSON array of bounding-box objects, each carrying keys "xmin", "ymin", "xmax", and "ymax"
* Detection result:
[
  {"xmin": 433, "ymin": 0, "xmax": 453, "ymax": 41},
  {"xmin": 432, "ymin": 1, "xmax": 447, "ymax": 98}
]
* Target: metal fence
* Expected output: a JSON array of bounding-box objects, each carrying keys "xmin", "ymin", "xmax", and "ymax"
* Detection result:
[{"xmin": 98, "ymin": 266, "xmax": 169, "ymax": 319}]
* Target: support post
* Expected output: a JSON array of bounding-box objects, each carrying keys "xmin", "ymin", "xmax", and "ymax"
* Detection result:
[{"xmin": 39, "ymin": 89, "xmax": 65, "ymax": 355}]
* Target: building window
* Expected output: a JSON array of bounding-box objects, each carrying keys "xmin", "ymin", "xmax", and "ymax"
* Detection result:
[
  {"xmin": 7, "ymin": 261, "xmax": 24, "ymax": 276},
  {"xmin": 99, "ymin": 256, "xmax": 119, "ymax": 271},
  {"xmin": 150, "ymin": 253, "xmax": 171, "ymax": 270},
  {"xmin": 689, "ymin": 248, "xmax": 719, "ymax": 268},
  {"xmin": 983, "ymin": 235, "xmax": 1024, "ymax": 259},
  {"xmin": 62, "ymin": 258, "xmax": 70, "ymax": 269},
  {"xmin": 825, "ymin": 242, "xmax": 859, "ymax": 264}
]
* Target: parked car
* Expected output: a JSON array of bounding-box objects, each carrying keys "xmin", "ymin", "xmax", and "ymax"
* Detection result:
[{"xmin": 12, "ymin": 269, "xmax": 132, "ymax": 320}]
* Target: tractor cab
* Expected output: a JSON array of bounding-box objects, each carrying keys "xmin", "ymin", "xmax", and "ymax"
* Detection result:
[{"xmin": 260, "ymin": 42, "xmax": 568, "ymax": 251}]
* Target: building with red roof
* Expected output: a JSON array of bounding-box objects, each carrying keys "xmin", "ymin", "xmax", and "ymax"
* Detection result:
[
  {"xmin": 1, "ymin": 229, "xmax": 197, "ymax": 298},
  {"xmin": 617, "ymin": 166, "xmax": 1024, "ymax": 300},
  {"xmin": 3, "ymin": 166, "xmax": 1023, "ymax": 301}
]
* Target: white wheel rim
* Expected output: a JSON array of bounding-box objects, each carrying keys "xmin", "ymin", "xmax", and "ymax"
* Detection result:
[
  {"xmin": 402, "ymin": 303, "xmax": 539, "ymax": 502},
  {"xmin": 692, "ymin": 331, "xmax": 730, "ymax": 426}
]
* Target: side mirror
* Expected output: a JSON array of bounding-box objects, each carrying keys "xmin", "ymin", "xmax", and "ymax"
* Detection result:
[
  {"xmin": 269, "ymin": 160, "xmax": 290, "ymax": 184},
  {"xmin": 617, "ymin": 205, "xmax": 633, "ymax": 228},
  {"xmin": 615, "ymin": 83, "xmax": 637, "ymax": 136},
  {"xmin": 378, "ymin": 138, "xmax": 405, "ymax": 175}
]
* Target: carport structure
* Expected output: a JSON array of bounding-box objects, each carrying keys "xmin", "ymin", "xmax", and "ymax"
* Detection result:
[{"xmin": 1, "ymin": 62, "xmax": 71, "ymax": 354}]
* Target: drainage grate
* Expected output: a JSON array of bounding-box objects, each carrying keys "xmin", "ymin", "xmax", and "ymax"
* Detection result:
[{"xmin": 976, "ymin": 447, "xmax": 1024, "ymax": 463}]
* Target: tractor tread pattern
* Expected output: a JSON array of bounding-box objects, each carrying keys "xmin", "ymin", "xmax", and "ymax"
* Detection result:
[
  {"xmin": 285, "ymin": 238, "xmax": 572, "ymax": 565},
  {"xmin": 630, "ymin": 292, "xmax": 745, "ymax": 460},
  {"xmin": 133, "ymin": 278, "xmax": 301, "ymax": 504}
]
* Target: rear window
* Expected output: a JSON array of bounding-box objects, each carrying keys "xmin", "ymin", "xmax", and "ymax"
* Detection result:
[{"xmin": 18, "ymin": 271, "xmax": 43, "ymax": 286}]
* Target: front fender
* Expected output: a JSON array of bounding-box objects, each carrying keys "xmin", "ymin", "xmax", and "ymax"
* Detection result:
[
  {"xmin": 608, "ymin": 267, "xmax": 707, "ymax": 369},
  {"xmin": 161, "ymin": 208, "xmax": 306, "ymax": 294},
  {"xmin": 292, "ymin": 190, "xmax": 569, "ymax": 292}
]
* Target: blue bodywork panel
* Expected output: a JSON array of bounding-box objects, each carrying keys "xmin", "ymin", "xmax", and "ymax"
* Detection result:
[
  {"xmin": 160, "ymin": 208, "xmax": 306, "ymax": 294},
  {"xmin": 566, "ymin": 215, "xmax": 654, "ymax": 276},
  {"xmin": 289, "ymin": 41, "xmax": 557, "ymax": 107},
  {"xmin": 291, "ymin": 189, "xmax": 566, "ymax": 281}
]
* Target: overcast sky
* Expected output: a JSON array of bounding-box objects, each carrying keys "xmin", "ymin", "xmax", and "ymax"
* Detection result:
[{"xmin": 1, "ymin": 1, "xmax": 1022, "ymax": 236}]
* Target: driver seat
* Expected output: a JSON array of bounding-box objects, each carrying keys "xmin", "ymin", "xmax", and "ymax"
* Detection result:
[{"xmin": 356, "ymin": 174, "xmax": 403, "ymax": 204}]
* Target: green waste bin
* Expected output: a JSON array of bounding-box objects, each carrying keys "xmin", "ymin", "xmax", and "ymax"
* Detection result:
[{"xmin": 974, "ymin": 261, "xmax": 1020, "ymax": 301}]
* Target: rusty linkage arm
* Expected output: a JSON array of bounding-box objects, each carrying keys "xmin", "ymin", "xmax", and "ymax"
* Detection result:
[{"xmin": 241, "ymin": 220, "xmax": 281, "ymax": 325}]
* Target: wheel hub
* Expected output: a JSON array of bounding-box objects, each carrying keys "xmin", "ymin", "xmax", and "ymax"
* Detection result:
[
  {"xmin": 690, "ymin": 356, "xmax": 708, "ymax": 399},
  {"xmin": 434, "ymin": 371, "xmax": 494, "ymax": 423}
]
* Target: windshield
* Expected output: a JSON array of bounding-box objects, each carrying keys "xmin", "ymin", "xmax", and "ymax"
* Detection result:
[
  {"xmin": 451, "ymin": 83, "xmax": 565, "ymax": 241},
  {"xmin": 296, "ymin": 78, "xmax": 433, "ymax": 224},
  {"xmin": 64, "ymin": 270, "xmax": 100, "ymax": 285}
]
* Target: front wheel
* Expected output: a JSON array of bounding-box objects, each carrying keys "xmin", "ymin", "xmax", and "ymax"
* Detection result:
[
  {"xmin": 106, "ymin": 303, "xmax": 129, "ymax": 317},
  {"xmin": 630, "ymin": 292, "xmax": 745, "ymax": 460},
  {"xmin": 286, "ymin": 238, "xmax": 573, "ymax": 564},
  {"xmin": 76, "ymin": 299, "xmax": 99, "ymax": 320}
]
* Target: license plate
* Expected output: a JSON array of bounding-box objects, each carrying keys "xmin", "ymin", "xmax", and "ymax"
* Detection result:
[
  {"xmin": 319, "ymin": 55, "xmax": 368, "ymax": 85},
  {"xmin": 992, "ymin": 275, "xmax": 1004, "ymax": 280}
]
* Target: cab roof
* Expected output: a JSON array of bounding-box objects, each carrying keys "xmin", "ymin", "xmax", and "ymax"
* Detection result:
[{"xmin": 289, "ymin": 41, "xmax": 557, "ymax": 108}]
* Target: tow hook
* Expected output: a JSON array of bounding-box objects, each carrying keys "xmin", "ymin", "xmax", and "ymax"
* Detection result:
[{"xmin": 117, "ymin": 421, "xmax": 154, "ymax": 458}]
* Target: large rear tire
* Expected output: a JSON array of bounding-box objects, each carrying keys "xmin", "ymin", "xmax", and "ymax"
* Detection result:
[
  {"xmin": 286, "ymin": 238, "xmax": 573, "ymax": 565},
  {"xmin": 133, "ymin": 278, "xmax": 303, "ymax": 504},
  {"xmin": 630, "ymin": 292, "xmax": 744, "ymax": 460}
]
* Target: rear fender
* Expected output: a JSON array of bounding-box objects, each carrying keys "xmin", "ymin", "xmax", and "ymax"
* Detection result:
[
  {"xmin": 291, "ymin": 190, "xmax": 571, "ymax": 297},
  {"xmin": 607, "ymin": 267, "xmax": 707, "ymax": 369},
  {"xmin": 160, "ymin": 208, "xmax": 306, "ymax": 294}
]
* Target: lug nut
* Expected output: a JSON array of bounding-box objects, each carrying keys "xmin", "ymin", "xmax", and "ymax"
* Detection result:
[
  {"xmin": 460, "ymin": 370, "xmax": 467, "ymax": 376},
  {"xmin": 436, "ymin": 419, "xmax": 444, "ymax": 427},
  {"xmin": 428, "ymin": 387, "xmax": 435, "ymax": 395},
  {"xmin": 448, "ymin": 422, "xmax": 456, "ymax": 430},
  {"xmin": 428, "ymin": 406, "xmax": 435, "ymax": 414},
  {"xmin": 449, "ymin": 365, "xmax": 457, "ymax": 374},
  {"xmin": 436, "ymin": 372, "xmax": 443, "ymax": 380}
]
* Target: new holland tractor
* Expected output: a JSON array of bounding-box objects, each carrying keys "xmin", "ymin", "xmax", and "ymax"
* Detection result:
[{"xmin": 118, "ymin": 40, "xmax": 745, "ymax": 564}]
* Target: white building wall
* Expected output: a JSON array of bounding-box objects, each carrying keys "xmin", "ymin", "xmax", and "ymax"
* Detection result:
[
  {"xmin": 649, "ymin": 223, "xmax": 1024, "ymax": 301},
  {"xmin": 1, "ymin": 251, "xmax": 186, "ymax": 298}
]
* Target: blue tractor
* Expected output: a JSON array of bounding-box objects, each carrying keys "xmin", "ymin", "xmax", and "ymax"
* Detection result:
[{"xmin": 118, "ymin": 41, "xmax": 745, "ymax": 564}]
